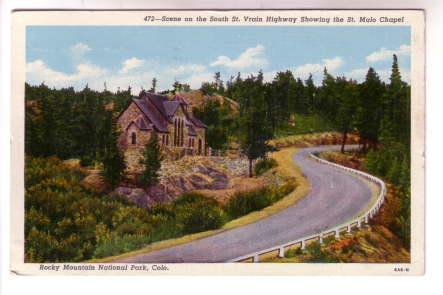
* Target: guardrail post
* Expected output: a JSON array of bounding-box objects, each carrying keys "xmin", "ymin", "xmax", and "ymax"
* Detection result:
[
  {"xmin": 301, "ymin": 240, "xmax": 306, "ymax": 250},
  {"xmin": 357, "ymin": 219, "xmax": 361, "ymax": 228},
  {"xmin": 364, "ymin": 215, "xmax": 369, "ymax": 223},
  {"xmin": 347, "ymin": 224, "xmax": 352, "ymax": 233},
  {"xmin": 253, "ymin": 254, "xmax": 259, "ymax": 263},
  {"xmin": 335, "ymin": 229, "xmax": 340, "ymax": 239},
  {"xmin": 278, "ymin": 247, "xmax": 285, "ymax": 258},
  {"xmin": 319, "ymin": 233, "xmax": 324, "ymax": 244}
]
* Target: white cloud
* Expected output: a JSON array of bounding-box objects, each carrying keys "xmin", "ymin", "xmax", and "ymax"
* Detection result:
[
  {"xmin": 366, "ymin": 44, "xmax": 411, "ymax": 63},
  {"xmin": 292, "ymin": 57, "xmax": 343, "ymax": 80},
  {"xmin": 27, "ymin": 60, "xmax": 70, "ymax": 83},
  {"xmin": 262, "ymin": 71, "xmax": 277, "ymax": 82},
  {"xmin": 171, "ymin": 64, "xmax": 206, "ymax": 75},
  {"xmin": 27, "ymin": 59, "xmax": 107, "ymax": 88},
  {"xmin": 119, "ymin": 57, "xmax": 145, "ymax": 74},
  {"xmin": 345, "ymin": 68, "xmax": 369, "ymax": 82},
  {"xmin": 210, "ymin": 44, "xmax": 268, "ymax": 69},
  {"xmin": 182, "ymin": 72, "xmax": 214, "ymax": 89},
  {"xmin": 27, "ymin": 58, "xmax": 172, "ymax": 94},
  {"xmin": 70, "ymin": 42, "xmax": 91, "ymax": 57}
]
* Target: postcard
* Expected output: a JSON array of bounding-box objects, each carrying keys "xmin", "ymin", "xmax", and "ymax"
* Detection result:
[{"xmin": 10, "ymin": 9, "xmax": 425, "ymax": 275}]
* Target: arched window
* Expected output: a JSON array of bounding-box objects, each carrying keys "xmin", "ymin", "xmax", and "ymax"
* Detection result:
[
  {"xmin": 174, "ymin": 118, "xmax": 177, "ymax": 146},
  {"xmin": 198, "ymin": 138, "xmax": 202, "ymax": 155},
  {"xmin": 131, "ymin": 132, "xmax": 137, "ymax": 145},
  {"xmin": 181, "ymin": 119, "xmax": 185, "ymax": 147}
]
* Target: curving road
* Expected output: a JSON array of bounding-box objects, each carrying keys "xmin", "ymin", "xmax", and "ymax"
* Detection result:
[{"xmin": 116, "ymin": 145, "xmax": 372, "ymax": 263}]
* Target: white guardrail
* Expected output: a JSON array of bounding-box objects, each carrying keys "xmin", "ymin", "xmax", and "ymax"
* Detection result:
[{"xmin": 227, "ymin": 150, "xmax": 387, "ymax": 263}]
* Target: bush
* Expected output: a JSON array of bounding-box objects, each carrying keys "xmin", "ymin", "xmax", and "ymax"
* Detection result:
[
  {"xmin": 254, "ymin": 157, "xmax": 278, "ymax": 176},
  {"xmin": 225, "ymin": 180, "xmax": 296, "ymax": 219},
  {"xmin": 225, "ymin": 188, "xmax": 273, "ymax": 219},
  {"xmin": 304, "ymin": 243, "xmax": 339, "ymax": 263},
  {"xmin": 174, "ymin": 193, "xmax": 227, "ymax": 234}
]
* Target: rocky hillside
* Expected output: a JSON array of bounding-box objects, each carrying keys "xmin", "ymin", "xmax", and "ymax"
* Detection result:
[
  {"xmin": 170, "ymin": 90, "xmax": 239, "ymax": 113},
  {"xmin": 112, "ymin": 155, "xmax": 270, "ymax": 208}
]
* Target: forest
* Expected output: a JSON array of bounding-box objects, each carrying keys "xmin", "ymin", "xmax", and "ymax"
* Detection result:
[{"xmin": 25, "ymin": 54, "xmax": 411, "ymax": 261}]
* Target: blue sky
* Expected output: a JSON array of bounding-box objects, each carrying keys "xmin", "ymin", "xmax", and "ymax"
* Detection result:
[{"xmin": 26, "ymin": 26, "xmax": 411, "ymax": 93}]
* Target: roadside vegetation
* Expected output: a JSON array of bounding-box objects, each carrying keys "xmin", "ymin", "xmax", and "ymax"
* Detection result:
[
  {"xmin": 253, "ymin": 157, "xmax": 278, "ymax": 176},
  {"xmin": 25, "ymin": 154, "xmax": 295, "ymax": 262}
]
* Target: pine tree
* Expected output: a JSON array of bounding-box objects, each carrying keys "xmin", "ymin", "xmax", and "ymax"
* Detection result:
[
  {"xmin": 317, "ymin": 67, "xmax": 339, "ymax": 120},
  {"xmin": 305, "ymin": 74, "xmax": 316, "ymax": 113},
  {"xmin": 214, "ymin": 72, "xmax": 224, "ymax": 93},
  {"xmin": 237, "ymin": 72, "xmax": 273, "ymax": 177},
  {"xmin": 101, "ymin": 112, "xmax": 125, "ymax": 189},
  {"xmin": 268, "ymin": 70, "xmax": 294, "ymax": 131},
  {"xmin": 291, "ymin": 78, "xmax": 304, "ymax": 113},
  {"xmin": 150, "ymin": 77, "xmax": 157, "ymax": 93},
  {"xmin": 355, "ymin": 67, "xmax": 384, "ymax": 150},
  {"xmin": 140, "ymin": 132, "xmax": 163, "ymax": 187},
  {"xmin": 335, "ymin": 77, "xmax": 358, "ymax": 152},
  {"xmin": 381, "ymin": 54, "xmax": 410, "ymax": 146}
]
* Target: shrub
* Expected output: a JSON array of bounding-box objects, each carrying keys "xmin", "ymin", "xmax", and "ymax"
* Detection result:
[
  {"xmin": 174, "ymin": 193, "xmax": 227, "ymax": 234},
  {"xmin": 225, "ymin": 180, "xmax": 296, "ymax": 219},
  {"xmin": 254, "ymin": 157, "xmax": 278, "ymax": 176},
  {"xmin": 224, "ymin": 188, "xmax": 272, "ymax": 219},
  {"xmin": 305, "ymin": 243, "xmax": 339, "ymax": 263}
]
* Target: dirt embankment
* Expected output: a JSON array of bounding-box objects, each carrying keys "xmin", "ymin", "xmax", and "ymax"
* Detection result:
[
  {"xmin": 270, "ymin": 132, "xmax": 360, "ymax": 149},
  {"xmin": 175, "ymin": 90, "xmax": 239, "ymax": 113}
]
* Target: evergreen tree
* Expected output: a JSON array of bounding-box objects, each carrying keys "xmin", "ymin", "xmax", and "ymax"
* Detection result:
[
  {"xmin": 381, "ymin": 54, "xmax": 410, "ymax": 147},
  {"xmin": 172, "ymin": 80, "xmax": 182, "ymax": 94},
  {"xmin": 101, "ymin": 112, "xmax": 125, "ymax": 189},
  {"xmin": 317, "ymin": 67, "xmax": 339, "ymax": 120},
  {"xmin": 305, "ymin": 74, "xmax": 316, "ymax": 113},
  {"xmin": 193, "ymin": 100, "xmax": 234, "ymax": 150},
  {"xmin": 150, "ymin": 77, "xmax": 157, "ymax": 93},
  {"xmin": 140, "ymin": 132, "xmax": 163, "ymax": 187},
  {"xmin": 237, "ymin": 72, "xmax": 273, "ymax": 177},
  {"xmin": 267, "ymin": 71, "xmax": 294, "ymax": 131},
  {"xmin": 214, "ymin": 72, "xmax": 224, "ymax": 93},
  {"xmin": 335, "ymin": 77, "xmax": 358, "ymax": 152},
  {"xmin": 290, "ymin": 77, "xmax": 304, "ymax": 114},
  {"xmin": 355, "ymin": 67, "xmax": 384, "ymax": 150}
]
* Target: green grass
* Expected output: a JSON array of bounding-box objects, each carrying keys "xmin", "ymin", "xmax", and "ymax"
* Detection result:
[{"xmin": 275, "ymin": 113, "xmax": 335, "ymax": 138}]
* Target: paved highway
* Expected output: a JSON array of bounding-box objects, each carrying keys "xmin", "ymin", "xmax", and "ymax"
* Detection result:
[{"xmin": 117, "ymin": 146, "xmax": 372, "ymax": 263}]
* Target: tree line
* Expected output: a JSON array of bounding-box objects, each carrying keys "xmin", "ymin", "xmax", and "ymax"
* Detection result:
[
  {"xmin": 26, "ymin": 54, "xmax": 410, "ymax": 185},
  {"xmin": 194, "ymin": 55, "xmax": 409, "ymax": 180}
]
